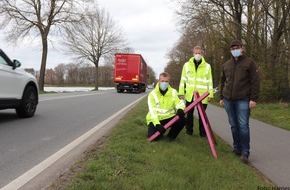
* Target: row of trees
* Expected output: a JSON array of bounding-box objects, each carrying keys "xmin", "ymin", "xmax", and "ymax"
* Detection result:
[
  {"xmin": 165, "ymin": 0, "xmax": 290, "ymax": 101},
  {"xmin": 0, "ymin": 0, "xmax": 129, "ymax": 91},
  {"xmin": 25, "ymin": 62, "xmax": 157, "ymax": 87}
]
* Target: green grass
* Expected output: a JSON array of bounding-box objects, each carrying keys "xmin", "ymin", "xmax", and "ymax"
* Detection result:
[
  {"xmin": 250, "ymin": 102, "xmax": 290, "ymax": 131},
  {"xmin": 210, "ymin": 96, "xmax": 290, "ymax": 131},
  {"xmin": 50, "ymin": 98, "xmax": 274, "ymax": 190}
]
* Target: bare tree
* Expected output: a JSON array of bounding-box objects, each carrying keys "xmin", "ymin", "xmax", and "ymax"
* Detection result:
[
  {"xmin": 45, "ymin": 69, "xmax": 55, "ymax": 85},
  {"xmin": 146, "ymin": 65, "xmax": 157, "ymax": 85},
  {"xmin": 0, "ymin": 0, "xmax": 92, "ymax": 91},
  {"xmin": 54, "ymin": 64, "xmax": 66, "ymax": 85},
  {"xmin": 78, "ymin": 63, "xmax": 94, "ymax": 84},
  {"xmin": 62, "ymin": 4, "xmax": 126, "ymax": 90},
  {"xmin": 66, "ymin": 63, "xmax": 78, "ymax": 85}
]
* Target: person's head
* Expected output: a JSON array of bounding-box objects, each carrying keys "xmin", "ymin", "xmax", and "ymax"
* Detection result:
[
  {"xmin": 192, "ymin": 45, "xmax": 204, "ymax": 61},
  {"xmin": 230, "ymin": 39, "xmax": 243, "ymax": 58},
  {"xmin": 158, "ymin": 72, "xmax": 170, "ymax": 91}
]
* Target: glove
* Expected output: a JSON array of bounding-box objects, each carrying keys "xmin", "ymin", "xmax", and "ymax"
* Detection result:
[
  {"xmin": 177, "ymin": 109, "xmax": 185, "ymax": 119},
  {"xmin": 156, "ymin": 124, "xmax": 166, "ymax": 134}
]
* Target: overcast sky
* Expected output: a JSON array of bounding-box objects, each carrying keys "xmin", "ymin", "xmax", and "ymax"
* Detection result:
[{"xmin": 1, "ymin": 0, "xmax": 180, "ymax": 76}]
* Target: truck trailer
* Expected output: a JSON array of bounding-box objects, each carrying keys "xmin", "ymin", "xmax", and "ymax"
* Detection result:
[{"xmin": 114, "ymin": 53, "xmax": 147, "ymax": 93}]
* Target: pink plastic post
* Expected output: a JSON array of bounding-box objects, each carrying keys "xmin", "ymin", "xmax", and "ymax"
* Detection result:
[{"xmin": 194, "ymin": 92, "xmax": 218, "ymax": 158}]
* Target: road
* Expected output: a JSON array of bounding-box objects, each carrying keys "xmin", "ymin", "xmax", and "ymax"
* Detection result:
[{"xmin": 0, "ymin": 90, "xmax": 148, "ymax": 189}]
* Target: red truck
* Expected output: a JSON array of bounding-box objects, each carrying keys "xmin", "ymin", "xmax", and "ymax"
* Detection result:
[{"xmin": 114, "ymin": 53, "xmax": 147, "ymax": 93}]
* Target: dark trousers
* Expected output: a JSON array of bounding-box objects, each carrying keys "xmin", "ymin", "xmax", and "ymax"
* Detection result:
[
  {"xmin": 186, "ymin": 100, "xmax": 207, "ymax": 137},
  {"xmin": 148, "ymin": 116, "xmax": 186, "ymax": 141}
]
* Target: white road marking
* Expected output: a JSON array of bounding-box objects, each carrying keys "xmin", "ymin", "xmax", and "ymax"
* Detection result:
[
  {"xmin": 40, "ymin": 92, "xmax": 105, "ymax": 101},
  {"xmin": 1, "ymin": 94, "xmax": 147, "ymax": 190}
]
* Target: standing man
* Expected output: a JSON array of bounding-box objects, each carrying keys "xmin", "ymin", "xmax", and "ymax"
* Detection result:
[
  {"xmin": 146, "ymin": 72, "xmax": 186, "ymax": 141},
  {"xmin": 219, "ymin": 39, "xmax": 260, "ymax": 163},
  {"xmin": 179, "ymin": 46, "xmax": 214, "ymax": 137}
]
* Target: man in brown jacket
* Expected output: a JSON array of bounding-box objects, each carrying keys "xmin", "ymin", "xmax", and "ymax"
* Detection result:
[{"xmin": 219, "ymin": 39, "xmax": 260, "ymax": 164}]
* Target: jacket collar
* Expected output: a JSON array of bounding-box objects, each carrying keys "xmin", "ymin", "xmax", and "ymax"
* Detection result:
[
  {"xmin": 154, "ymin": 83, "xmax": 172, "ymax": 95},
  {"xmin": 189, "ymin": 57, "xmax": 206, "ymax": 66},
  {"xmin": 231, "ymin": 54, "xmax": 246, "ymax": 63}
]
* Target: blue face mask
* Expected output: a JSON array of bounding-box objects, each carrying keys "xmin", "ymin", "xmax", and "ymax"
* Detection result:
[
  {"xmin": 231, "ymin": 49, "xmax": 241, "ymax": 57},
  {"xmin": 159, "ymin": 82, "xmax": 169, "ymax": 91}
]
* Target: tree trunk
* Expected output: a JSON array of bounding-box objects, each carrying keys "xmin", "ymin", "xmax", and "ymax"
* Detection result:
[
  {"xmin": 94, "ymin": 63, "xmax": 99, "ymax": 91},
  {"xmin": 268, "ymin": 0, "xmax": 288, "ymax": 86},
  {"xmin": 234, "ymin": 0, "xmax": 242, "ymax": 40},
  {"xmin": 38, "ymin": 36, "xmax": 48, "ymax": 92}
]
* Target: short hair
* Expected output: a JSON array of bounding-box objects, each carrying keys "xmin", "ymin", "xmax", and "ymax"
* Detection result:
[
  {"xmin": 193, "ymin": 45, "xmax": 204, "ymax": 53},
  {"xmin": 159, "ymin": 72, "xmax": 170, "ymax": 79}
]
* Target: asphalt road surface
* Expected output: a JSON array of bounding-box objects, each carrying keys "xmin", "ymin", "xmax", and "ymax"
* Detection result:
[{"xmin": 0, "ymin": 90, "xmax": 148, "ymax": 189}]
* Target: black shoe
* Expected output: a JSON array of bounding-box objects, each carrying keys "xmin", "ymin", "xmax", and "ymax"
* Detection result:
[
  {"xmin": 232, "ymin": 149, "xmax": 242, "ymax": 156},
  {"xmin": 200, "ymin": 134, "xmax": 206, "ymax": 138},
  {"xmin": 186, "ymin": 130, "xmax": 193, "ymax": 135},
  {"xmin": 168, "ymin": 137, "xmax": 175, "ymax": 142},
  {"xmin": 240, "ymin": 155, "xmax": 249, "ymax": 164}
]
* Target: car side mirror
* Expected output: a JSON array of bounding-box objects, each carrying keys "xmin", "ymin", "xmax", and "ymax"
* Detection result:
[{"xmin": 12, "ymin": 60, "xmax": 21, "ymax": 69}]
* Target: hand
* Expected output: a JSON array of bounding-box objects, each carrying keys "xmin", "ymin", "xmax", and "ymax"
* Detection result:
[
  {"xmin": 219, "ymin": 100, "xmax": 224, "ymax": 107},
  {"xmin": 177, "ymin": 109, "xmax": 185, "ymax": 119},
  {"xmin": 156, "ymin": 124, "xmax": 166, "ymax": 134},
  {"xmin": 179, "ymin": 95, "xmax": 185, "ymax": 100},
  {"xmin": 249, "ymin": 100, "xmax": 256, "ymax": 109}
]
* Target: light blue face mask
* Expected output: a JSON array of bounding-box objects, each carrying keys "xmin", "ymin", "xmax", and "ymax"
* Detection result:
[
  {"xmin": 231, "ymin": 49, "xmax": 241, "ymax": 57},
  {"xmin": 159, "ymin": 82, "xmax": 169, "ymax": 91}
]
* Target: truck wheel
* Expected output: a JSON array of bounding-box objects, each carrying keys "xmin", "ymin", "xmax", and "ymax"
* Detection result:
[
  {"xmin": 16, "ymin": 86, "xmax": 38, "ymax": 118},
  {"xmin": 117, "ymin": 89, "xmax": 124, "ymax": 93},
  {"xmin": 135, "ymin": 86, "xmax": 141, "ymax": 93}
]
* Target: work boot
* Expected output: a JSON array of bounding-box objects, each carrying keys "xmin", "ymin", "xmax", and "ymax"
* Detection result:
[
  {"xmin": 240, "ymin": 154, "xmax": 249, "ymax": 164},
  {"xmin": 232, "ymin": 149, "xmax": 242, "ymax": 156},
  {"xmin": 168, "ymin": 137, "xmax": 176, "ymax": 142},
  {"xmin": 200, "ymin": 133, "xmax": 206, "ymax": 138},
  {"xmin": 185, "ymin": 130, "xmax": 193, "ymax": 136}
]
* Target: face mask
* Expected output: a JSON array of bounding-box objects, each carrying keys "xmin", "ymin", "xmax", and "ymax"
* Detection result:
[
  {"xmin": 194, "ymin": 54, "xmax": 202, "ymax": 61},
  {"xmin": 159, "ymin": 82, "xmax": 169, "ymax": 91},
  {"xmin": 231, "ymin": 49, "xmax": 241, "ymax": 57}
]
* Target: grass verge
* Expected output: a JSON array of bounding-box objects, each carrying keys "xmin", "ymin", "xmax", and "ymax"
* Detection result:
[
  {"xmin": 250, "ymin": 102, "xmax": 290, "ymax": 131},
  {"xmin": 210, "ymin": 96, "xmax": 290, "ymax": 131},
  {"xmin": 49, "ymin": 98, "xmax": 274, "ymax": 190}
]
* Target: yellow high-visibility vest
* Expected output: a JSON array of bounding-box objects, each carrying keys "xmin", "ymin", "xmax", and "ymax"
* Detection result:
[
  {"xmin": 179, "ymin": 57, "xmax": 213, "ymax": 103},
  {"xmin": 146, "ymin": 83, "xmax": 185, "ymax": 126}
]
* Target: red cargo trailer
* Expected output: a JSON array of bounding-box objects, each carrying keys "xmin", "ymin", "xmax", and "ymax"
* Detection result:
[{"xmin": 114, "ymin": 53, "xmax": 147, "ymax": 93}]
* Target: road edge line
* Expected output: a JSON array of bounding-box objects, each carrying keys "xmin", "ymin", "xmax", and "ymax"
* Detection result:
[{"xmin": 1, "ymin": 94, "xmax": 147, "ymax": 190}]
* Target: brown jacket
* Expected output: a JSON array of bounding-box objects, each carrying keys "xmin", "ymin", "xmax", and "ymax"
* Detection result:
[{"xmin": 219, "ymin": 55, "xmax": 260, "ymax": 101}]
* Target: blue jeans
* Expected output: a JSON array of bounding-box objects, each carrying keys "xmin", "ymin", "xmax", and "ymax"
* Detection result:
[{"xmin": 223, "ymin": 98, "xmax": 250, "ymax": 156}]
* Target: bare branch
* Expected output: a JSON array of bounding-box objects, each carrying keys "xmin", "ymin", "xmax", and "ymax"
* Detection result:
[
  {"xmin": 0, "ymin": 0, "xmax": 93, "ymax": 91},
  {"xmin": 61, "ymin": 3, "xmax": 126, "ymax": 89}
]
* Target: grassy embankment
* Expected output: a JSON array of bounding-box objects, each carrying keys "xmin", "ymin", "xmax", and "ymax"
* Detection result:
[
  {"xmin": 250, "ymin": 102, "xmax": 290, "ymax": 131},
  {"xmin": 49, "ymin": 97, "xmax": 281, "ymax": 190},
  {"xmin": 210, "ymin": 96, "xmax": 290, "ymax": 131}
]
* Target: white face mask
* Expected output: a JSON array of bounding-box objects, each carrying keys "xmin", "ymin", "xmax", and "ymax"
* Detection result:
[
  {"xmin": 231, "ymin": 49, "xmax": 242, "ymax": 57},
  {"xmin": 194, "ymin": 54, "xmax": 202, "ymax": 61},
  {"xmin": 159, "ymin": 82, "xmax": 169, "ymax": 91}
]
